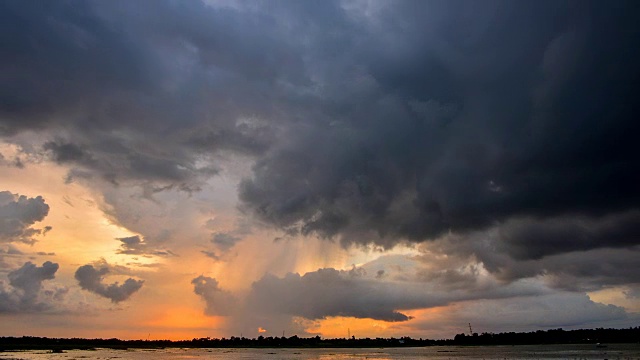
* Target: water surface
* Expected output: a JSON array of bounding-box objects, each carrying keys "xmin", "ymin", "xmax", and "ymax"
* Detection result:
[{"xmin": 2, "ymin": 344, "xmax": 640, "ymax": 359}]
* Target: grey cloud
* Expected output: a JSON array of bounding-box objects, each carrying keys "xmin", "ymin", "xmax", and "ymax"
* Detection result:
[
  {"xmin": 192, "ymin": 262, "xmax": 553, "ymax": 334},
  {"xmin": 89, "ymin": 258, "xmax": 139, "ymax": 276},
  {"xmin": 191, "ymin": 275, "xmax": 236, "ymax": 316},
  {"xmin": 43, "ymin": 287, "xmax": 69, "ymax": 302},
  {"xmin": 36, "ymin": 252, "xmax": 55, "ymax": 256},
  {"xmin": 116, "ymin": 235, "xmax": 176, "ymax": 257},
  {"xmin": 200, "ymin": 250, "xmax": 220, "ymax": 261},
  {"xmin": 0, "ymin": 1, "xmax": 154, "ymax": 134},
  {"xmin": 117, "ymin": 236, "xmax": 143, "ymax": 251},
  {"xmin": 497, "ymin": 211, "xmax": 640, "ymax": 260},
  {"xmin": 416, "ymin": 267, "xmax": 482, "ymax": 292},
  {"xmin": 418, "ymin": 231, "xmax": 640, "ymax": 292},
  {"xmin": 0, "ymin": 191, "xmax": 50, "ymax": 244},
  {"xmin": 1, "ymin": 0, "xmax": 302, "ymax": 188},
  {"xmin": 0, "ymin": 151, "xmax": 25, "ymax": 169},
  {"xmin": 0, "ymin": 261, "xmax": 59, "ymax": 312},
  {"xmin": 75, "ymin": 264, "xmax": 144, "ymax": 303},
  {"xmin": 624, "ymin": 287, "xmax": 640, "ymax": 299},
  {"xmin": 208, "ymin": 217, "xmax": 253, "ymax": 253},
  {"xmin": 413, "ymin": 292, "xmax": 633, "ymax": 336},
  {"xmin": 537, "ymin": 249, "xmax": 640, "ymax": 291},
  {"xmin": 244, "ymin": 267, "xmax": 543, "ymax": 323},
  {"xmin": 0, "ymin": 244, "xmax": 24, "ymax": 256},
  {"xmin": 246, "ymin": 269, "xmax": 414, "ymax": 322},
  {"xmin": 211, "ymin": 232, "xmax": 241, "ymax": 251},
  {"xmin": 8, "ymin": 261, "xmax": 58, "ymax": 301},
  {"xmin": 43, "ymin": 140, "xmax": 90, "ymax": 164}
]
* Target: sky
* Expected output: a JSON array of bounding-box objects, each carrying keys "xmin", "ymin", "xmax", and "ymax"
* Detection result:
[{"xmin": 1, "ymin": 0, "xmax": 639, "ymax": 340}]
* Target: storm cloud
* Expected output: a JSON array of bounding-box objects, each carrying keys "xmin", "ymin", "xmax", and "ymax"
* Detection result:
[
  {"xmin": 2, "ymin": 0, "xmax": 638, "ymax": 253},
  {"xmin": 239, "ymin": 0, "xmax": 640, "ymax": 249},
  {"xmin": 496, "ymin": 211, "xmax": 640, "ymax": 260},
  {"xmin": 1, "ymin": 0, "xmax": 290, "ymax": 189},
  {"xmin": 75, "ymin": 264, "xmax": 144, "ymax": 303},
  {"xmin": 415, "ymin": 229, "xmax": 640, "ymax": 292}
]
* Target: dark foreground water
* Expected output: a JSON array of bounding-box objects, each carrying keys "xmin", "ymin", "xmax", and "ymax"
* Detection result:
[{"xmin": 2, "ymin": 344, "xmax": 640, "ymax": 359}]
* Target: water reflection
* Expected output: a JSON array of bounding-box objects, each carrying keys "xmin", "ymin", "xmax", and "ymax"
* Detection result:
[{"xmin": 1, "ymin": 344, "xmax": 640, "ymax": 360}]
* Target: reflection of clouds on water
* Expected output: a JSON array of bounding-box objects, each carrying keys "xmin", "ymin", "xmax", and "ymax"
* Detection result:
[{"xmin": 2, "ymin": 346, "xmax": 640, "ymax": 360}]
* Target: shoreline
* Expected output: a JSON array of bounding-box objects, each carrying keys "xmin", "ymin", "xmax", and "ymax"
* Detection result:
[{"xmin": 1, "ymin": 327, "xmax": 639, "ymax": 351}]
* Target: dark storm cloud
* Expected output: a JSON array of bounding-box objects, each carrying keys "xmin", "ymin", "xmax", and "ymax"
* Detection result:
[
  {"xmin": 419, "ymin": 232, "xmax": 640, "ymax": 292},
  {"xmin": 43, "ymin": 140, "xmax": 90, "ymax": 164},
  {"xmin": 0, "ymin": 261, "xmax": 59, "ymax": 312},
  {"xmin": 191, "ymin": 275, "xmax": 236, "ymax": 316},
  {"xmin": 239, "ymin": 0, "xmax": 640, "ymax": 250},
  {"xmin": 496, "ymin": 247, "xmax": 639, "ymax": 292},
  {"xmin": 0, "ymin": 191, "xmax": 50, "ymax": 244},
  {"xmin": 1, "ymin": 0, "xmax": 299, "ymax": 187},
  {"xmin": 2, "ymin": 0, "xmax": 640, "ymax": 279},
  {"xmin": 75, "ymin": 264, "xmax": 144, "ymax": 303},
  {"xmin": 0, "ymin": 1, "xmax": 152, "ymax": 134},
  {"xmin": 497, "ymin": 211, "xmax": 640, "ymax": 260}
]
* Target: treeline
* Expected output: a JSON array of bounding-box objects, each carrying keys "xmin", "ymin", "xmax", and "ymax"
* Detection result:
[
  {"xmin": 0, "ymin": 327, "xmax": 638, "ymax": 350},
  {"xmin": 0, "ymin": 335, "xmax": 432, "ymax": 350},
  {"xmin": 449, "ymin": 327, "xmax": 640, "ymax": 346}
]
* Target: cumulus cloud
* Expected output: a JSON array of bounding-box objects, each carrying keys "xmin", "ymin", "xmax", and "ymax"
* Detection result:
[
  {"xmin": 247, "ymin": 269, "xmax": 416, "ymax": 322},
  {"xmin": 191, "ymin": 260, "xmax": 640, "ymax": 338},
  {"xmin": 75, "ymin": 264, "xmax": 144, "ymax": 303},
  {"xmin": 0, "ymin": 191, "xmax": 50, "ymax": 244},
  {"xmin": 192, "ymin": 263, "xmax": 568, "ymax": 337},
  {"xmin": 0, "ymin": 261, "xmax": 60, "ymax": 312},
  {"xmin": 191, "ymin": 275, "xmax": 236, "ymax": 316}
]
